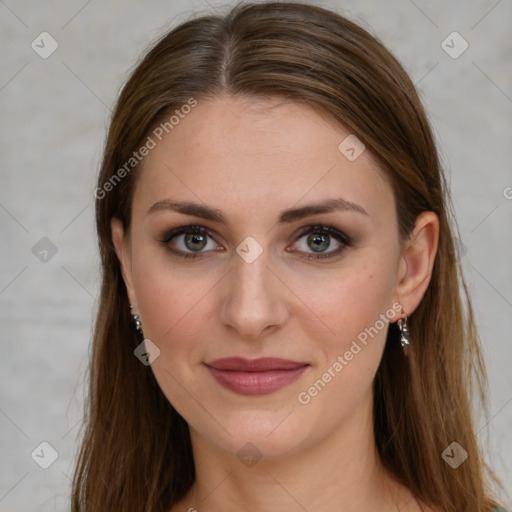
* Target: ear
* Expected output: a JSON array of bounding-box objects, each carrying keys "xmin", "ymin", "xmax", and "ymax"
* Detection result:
[
  {"xmin": 111, "ymin": 217, "xmax": 137, "ymax": 306},
  {"xmin": 393, "ymin": 211, "xmax": 439, "ymax": 317}
]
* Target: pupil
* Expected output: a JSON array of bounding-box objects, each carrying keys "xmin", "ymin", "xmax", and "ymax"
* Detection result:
[
  {"xmin": 308, "ymin": 233, "xmax": 330, "ymax": 252},
  {"xmin": 185, "ymin": 233, "xmax": 206, "ymax": 251}
]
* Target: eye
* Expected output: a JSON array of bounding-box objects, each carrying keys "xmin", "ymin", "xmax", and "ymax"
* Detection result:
[
  {"xmin": 160, "ymin": 225, "xmax": 222, "ymax": 259},
  {"xmin": 289, "ymin": 225, "xmax": 351, "ymax": 260},
  {"xmin": 160, "ymin": 224, "xmax": 351, "ymax": 260}
]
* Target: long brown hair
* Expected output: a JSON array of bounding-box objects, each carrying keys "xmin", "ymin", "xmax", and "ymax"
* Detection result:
[{"xmin": 71, "ymin": 2, "xmax": 505, "ymax": 511}]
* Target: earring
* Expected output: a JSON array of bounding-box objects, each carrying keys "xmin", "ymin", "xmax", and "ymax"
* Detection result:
[
  {"xmin": 397, "ymin": 314, "xmax": 410, "ymax": 355},
  {"xmin": 130, "ymin": 304, "xmax": 143, "ymax": 338}
]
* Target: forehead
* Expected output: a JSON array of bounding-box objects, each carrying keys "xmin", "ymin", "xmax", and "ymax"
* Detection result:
[{"xmin": 131, "ymin": 95, "xmax": 394, "ymax": 225}]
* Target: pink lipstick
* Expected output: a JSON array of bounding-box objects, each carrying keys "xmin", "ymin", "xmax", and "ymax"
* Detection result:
[{"xmin": 204, "ymin": 357, "xmax": 309, "ymax": 395}]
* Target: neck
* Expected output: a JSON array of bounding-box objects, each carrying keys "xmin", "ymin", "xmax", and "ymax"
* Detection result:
[{"xmin": 173, "ymin": 390, "xmax": 416, "ymax": 512}]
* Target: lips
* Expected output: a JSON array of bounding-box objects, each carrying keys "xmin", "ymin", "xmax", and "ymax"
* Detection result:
[
  {"xmin": 205, "ymin": 357, "xmax": 307, "ymax": 371},
  {"xmin": 203, "ymin": 357, "xmax": 309, "ymax": 395}
]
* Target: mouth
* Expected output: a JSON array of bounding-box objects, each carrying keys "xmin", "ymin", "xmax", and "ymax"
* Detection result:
[{"xmin": 203, "ymin": 357, "xmax": 310, "ymax": 396}]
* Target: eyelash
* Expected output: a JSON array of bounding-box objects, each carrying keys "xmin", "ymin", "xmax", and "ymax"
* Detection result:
[{"xmin": 159, "ymin": 224, "xmax": 352, "ymax": 260}]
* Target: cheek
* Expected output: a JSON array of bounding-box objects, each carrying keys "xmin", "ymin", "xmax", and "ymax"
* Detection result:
[
  {"xmin": 130, "ymin": 236, "xmax": 400, "ymax": 414},
  {"xmin": 131, "ymin": 260, "xmax": 217, "ymax": 410},
  {"xmin": 133, "ymin": 262, "xmax": 214, "ymax": 350},
  {"xmin": 292, "ymin": 257, "xmax": 398, "ymax": 419},
  {"xmin": 133, "ymin": 241, "xmax": 398, "ymax": 364},
  {"xmin": 295, "ymin": 256, "xmax": 397, "ymax": 352}
]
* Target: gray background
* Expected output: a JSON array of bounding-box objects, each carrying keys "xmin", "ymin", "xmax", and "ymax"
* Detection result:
[{"xmin": 1, "ymin": 0, "xmax": 511, "ymax": 510}]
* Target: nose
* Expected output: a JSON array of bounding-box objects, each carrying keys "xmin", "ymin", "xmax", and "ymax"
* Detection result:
[{"xmin": 219, "ymin": 246, "xmax": 289, "ymax": 341}]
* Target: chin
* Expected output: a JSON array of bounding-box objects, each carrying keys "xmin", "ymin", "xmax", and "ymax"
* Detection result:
[{"xmin": 190, "ymin": 407, "xmax": 316, "ymax": 461}]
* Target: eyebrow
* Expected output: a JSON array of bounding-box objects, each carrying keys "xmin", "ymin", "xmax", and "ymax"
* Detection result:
[{"xmin": 146, "ymin": 197, "xmax": 368, "ymax": 224}]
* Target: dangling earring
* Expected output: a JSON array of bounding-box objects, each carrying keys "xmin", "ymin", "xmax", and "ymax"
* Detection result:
[
  {"xmin": 130, "ymin": 304, "xmax": 143, "ymax": 338},
  {"xmin": 397, "ymin": 313, "xmax": 410, "ymax": 355}
]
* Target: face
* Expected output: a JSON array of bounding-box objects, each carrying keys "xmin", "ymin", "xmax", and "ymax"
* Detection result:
[{"xmin": 113, "ymin": 95, "xmax": 412, "ymax": 460}]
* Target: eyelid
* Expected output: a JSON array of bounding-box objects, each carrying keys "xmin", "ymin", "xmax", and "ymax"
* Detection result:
[
  {"xmin": 159, "ymin": 224, "xmax": 224, "ymax": 258},
  {"xmin": 293, "ymin": 224, "xmax": 351, "ymax": 245},
  {"xmin": 159, "ymin": 224, "xmax": 213, "ymax": 243},
  {"xmin": 159, "ymin": 223, "xmax": 352, "ymax": 260},
  {"xmin": 288, "ymin": 225, "xmax": 351, "ymax": 260}
]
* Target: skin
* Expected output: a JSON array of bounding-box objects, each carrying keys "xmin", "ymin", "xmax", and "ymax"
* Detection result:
[{"xmin": 112, "ymin": 95, "xmax": 439, "ymax": 512}]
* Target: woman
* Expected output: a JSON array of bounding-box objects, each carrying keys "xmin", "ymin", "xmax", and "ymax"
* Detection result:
[{"xmin": 72, "ymin": 2, "xmax": 508, "ymax": 511}]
